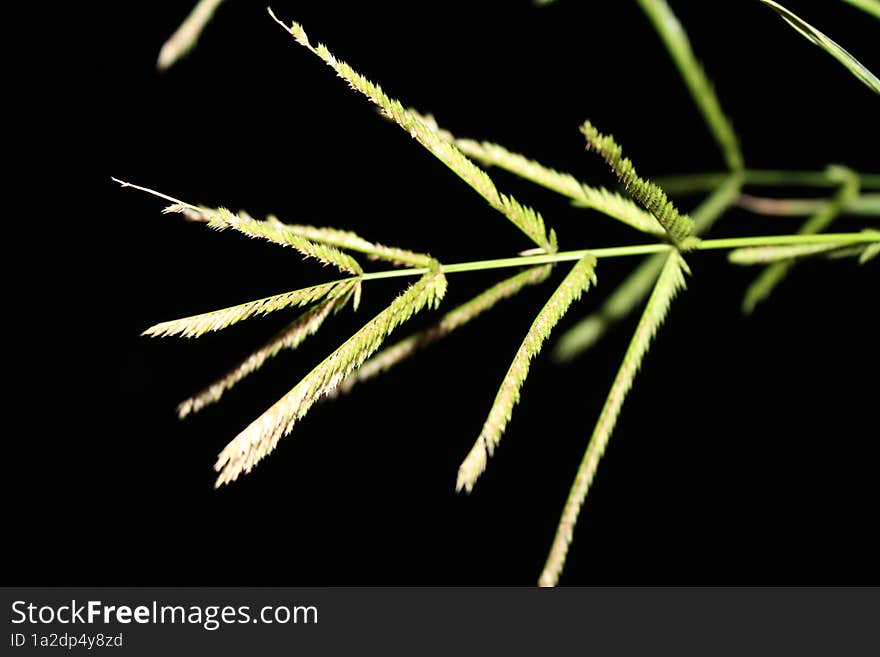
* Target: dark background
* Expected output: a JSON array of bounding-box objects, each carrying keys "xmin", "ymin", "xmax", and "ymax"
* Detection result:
[{"xmin": 13, "ymin": 0, "xmax": 878, "ymax": 584}]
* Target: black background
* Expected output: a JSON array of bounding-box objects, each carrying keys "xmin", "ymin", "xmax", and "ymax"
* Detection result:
[{"xmin": 13, "ymin": 0, "xmax": 878, "ymax": 585}]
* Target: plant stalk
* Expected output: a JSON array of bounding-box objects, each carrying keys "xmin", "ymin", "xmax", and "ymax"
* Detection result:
[{"xmin": 360, "ymin": 231, "xmax": 878, "ymax": 281}]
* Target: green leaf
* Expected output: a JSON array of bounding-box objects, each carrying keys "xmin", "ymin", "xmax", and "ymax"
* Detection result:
[{"xmin": 759, "ymin": 0, "xmax": 880, "ymax": 94}]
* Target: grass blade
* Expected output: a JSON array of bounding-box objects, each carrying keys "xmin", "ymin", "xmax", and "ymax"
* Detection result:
[
  {"xmin": 457, "ymin": 255, "xmax": 597, "ymax": 493},
  {"xmin": 637, "ymin": 0, "xmax": 743, "ymax": 171},
  {"xmin": 214, "ymin": 267, "xmax": 447, "ymax": 487},
  {"xmin": 539, "ymin": 251, "xmax": 690, "ymax": 587},
  {"xmin": 759, "ymin": 0, "xmax": 880, "ymax": 94}
]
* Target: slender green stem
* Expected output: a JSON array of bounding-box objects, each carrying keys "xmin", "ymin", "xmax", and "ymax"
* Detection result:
[
  {"xmin": 695, "ymin": 232, "xmax": 874, "ymax": 250},
  {"xmin": 657, "ymin": 169, "xmax": 880, "ymax": 194},
  {"xmin": 692, "ymin": 173, "xmax": 743, "ymax": 233},
  {"xmin": 554, "ymin": 174, "xmax": 743, "ymax": 363},
  {"xmin": 740, "ymin": 166, "xmax": 859, "ymax": 314},
  {"xmin": 360, "ymin": 232, "xmax": 877, "ymax": 281},
  {"xmin": 738, "ymin": 193, "xmax": 880, "ymax": 217},
  {"xmin": 115, "ymin": 177, "xmax": 875, "ymax": 280},
  {"xmin": 637, "ymin": 0, "xmax": 743, "ymax": 172}
]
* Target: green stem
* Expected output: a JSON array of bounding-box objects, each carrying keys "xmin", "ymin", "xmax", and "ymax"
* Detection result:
[
  {"xmin": 361, "ymin": 231, "xmax": 877, "ymax": 281},
  {"xmin": 695, "ymin": 232, "xmax": 874, "ymax": 250},
  {"xmin": 657, "ymin": 169, "xmax": 880, "ymax": 194},
  {"xmin": 637, "ymin": 0, "xmax": 743, "ymax": 172},
  {"xmin": 737, "ymin": 193, "xmax": 880, "ymax": 217},
  {"xmin": 692, "ymin": 173, "xmax": 743, "ymax": 233},
  {"xmin": 553, "ymin": 174, "xmax": 743, "ymax": 363}
]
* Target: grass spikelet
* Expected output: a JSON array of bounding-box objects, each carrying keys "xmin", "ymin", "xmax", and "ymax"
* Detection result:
[
  {"xmin": 554, "ymin": 254, "xmax": 667, "ymax": 361},
  {"xmin": 637, "ymin": 0, "xmax": 743, "ymax": 171},
  {"xmin": 333, "ymin": 266, "xmax": 552, "ymax": 397},
  {"xmin": 118, "ymin": 178, "xmax": 418, "ymax": 274},
  {"xmin": 539, "ymin": 251, "xmax": 690, "ymax": 587},
  {"xmin": 729, "ymin": 242, "xmax": 850, "ymax": 264},
  {"xmin": 267, "ymin": 217, "xmax": 435, "ymax": 268},
  {"xmin": 143, "ymin": 279, "xmax": 356, "ymax": 338},
  {"xmin": 859, "ymin": 241, "xmax": 880, "ymax": 264},
  {"xmin": 268, "ymin": 9, "xmax": 556, "ymax": 253},
  {"xmin": 157, "ymin": 0, "xmax": 226, "ymax": 71},
  {"xmin": 580, "ymin": 120, "xmax": 695, "ymax": 247},
  {"xmin": 214, "ymin": 267, "xmax": 448, "ymax": 487},
  {"xmin": 743, "ymin": 166, "xmax": 859, "ymax": 313},
  {"xmin": 457, "ymin": 255, "xmax": 598, "ymax": 493},
  {"xmin": 759, "ymin": 0, "xmax": 880, "ymax": 94},
  {"xmin": 452, "ymin": 138, "xmax": 665, "ymax": 237},
  {"xmin": 164, "ymin": 205, "xmax": 363, "ymax": 276},
  {"xmin": 554, "ymin": 174, "xmax": 741, "ymax": 361},
  {"xmin": 820, "ymin": 229, "xmax": 880, "ymax": 262},
  {"xmin": 177, "ymin": 295, "xmax": 347, "ymax": 419}
]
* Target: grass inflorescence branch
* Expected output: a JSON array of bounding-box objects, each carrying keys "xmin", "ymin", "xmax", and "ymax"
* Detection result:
[
  {"xmin": 580, "ymin": 121, "xmax": 695, "ymax": 248},
  {"xmin": 129, "ymin": 1, "xmax": 879, "ymax": 586},
  {"xmin": 540, "ymin": 251, "xmax": 691, "ymax": 587},
  {"xmin": 267, "ymin": 9, "xmax": 557, "ymax": 255}
]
